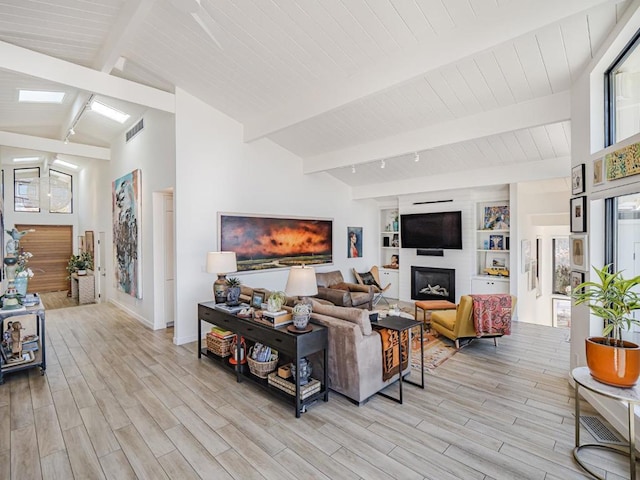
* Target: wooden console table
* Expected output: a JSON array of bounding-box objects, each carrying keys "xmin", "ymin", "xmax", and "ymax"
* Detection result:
[
  {"xmin": 71, "ymin": 273, "xmax": 95, "ymax": 304},
  {"xmin": 0, "ymin": 302, "xmax": 46, "ymax": 384},
  {"xmin": 198, "ymin": 301, "xmax": 328, "ymax": 417}
]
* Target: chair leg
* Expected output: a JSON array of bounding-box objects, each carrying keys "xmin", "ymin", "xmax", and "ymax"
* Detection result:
[
  {"xmin": 455, "ymin": 339, "xmax": 460, "ymax": 349},
  {"xmin": 493, "ymin": 337, "xmax": 498, "ymax": 346}
]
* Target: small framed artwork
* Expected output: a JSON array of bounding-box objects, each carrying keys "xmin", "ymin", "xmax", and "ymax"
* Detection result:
[
  {"xmin": 250, "ymin": 291, "xmax": 265, "ymax": 309},
  {"xmin": 570, "ymin": 196, "xmax": 587, "ymax": 233},
  {"xmin": 593, "ymin": 158, "xmax": 604, "ymax": 186},
  {"xmin": 571, "ymin": 271, "xmax": 585, "ymax": 294},
  {"xmin": 570, "ymin": 235, "xmax": 588, "ymax": 272},
  {"xmin": 347, "ymin": 226, "xmax": 363, "ymax": 258},
  {"xmin": 489, "ymin": 234, "xmax": 504, "ymax": 250},
  {"xmin": 529, "ymin": 260, "xmax": 538, "ymax": 291},
  {"xmin": 572, "ymin": 164, "xmax": 585, "ymax": 195},
  {"xmin": 521, "ymin": 239, "xmax": 531, "ymax": 273},
  {"xmin": 485, "ymin": 252, "xmax": 507, "ymax": 269}
]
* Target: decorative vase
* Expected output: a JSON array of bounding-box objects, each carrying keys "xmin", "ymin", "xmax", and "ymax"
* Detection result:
[
  {"xmin": 292, "ymin": 314, "xmax": 310, "ymax": 330},
  {"xmin": 14, "ymin": 276, "xmax": 28, "ymax": 296},
  {"xmin": 77, "ymin": 269, "xmax": 87, "ymax": 276},
  {"xmin": 291, "ymin": 357, "xmax": 312, "ymax": 385},
  {"xmin": 226, "ymin": 286, "xmax": 241, "ymax": 306},
  {"xmin": 586, "ymin": 337, "xmax": 640, "ymax": 387}
]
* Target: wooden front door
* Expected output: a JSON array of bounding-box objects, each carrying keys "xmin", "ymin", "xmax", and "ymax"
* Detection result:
[{"xmin": 16, "ymin": 224, "xmax": 73, "ymax": 293}]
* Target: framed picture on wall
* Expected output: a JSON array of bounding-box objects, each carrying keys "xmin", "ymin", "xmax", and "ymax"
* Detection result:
[
  {"xmin": 570, "ymin": 196, "xmax": 587, "ymax": 233},
  {"xmin": 570, "ymin": 235, "xmax": 588, "ymax": 272},
  {"xmin": 572, "ymin": 164, "xmax": 585, "ymax": 195},
  {"xmin": 571, "ymin": 271, "xmax": 585, "ymax": 293},
  {"xmin": 347, "ymin": 226, "xmax": 363, "ymax": 258},
  {"xmin": 593, "ymin": 158, "xmax": 604, "ymax": 186}
]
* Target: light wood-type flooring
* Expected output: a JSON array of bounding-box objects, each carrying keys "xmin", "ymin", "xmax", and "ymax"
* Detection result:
[{"xmin": 0, "ymin": 302, "xmax": 632, "ymax": 479}]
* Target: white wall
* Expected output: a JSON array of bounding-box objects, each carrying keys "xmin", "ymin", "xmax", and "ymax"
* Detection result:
[
  {"xmin": 173, "ymin": 88, "xmax": 378, "ymax": 345},
  {"xmin": 101, "ymin": 108, "xmax": 176, "ymax": 327}
]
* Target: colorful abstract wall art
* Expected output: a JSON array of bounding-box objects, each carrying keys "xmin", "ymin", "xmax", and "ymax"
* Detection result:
[
  {"xmin": 606, "ymin": 142, "xmax": 640, "ymax": 180},
  {"xmin": 112, "ymin": 169, "xmax": 142, "ymax": 298},
  {"xmin": 219, "ymin": 213, "xmax": 333, "ymax": 271}
]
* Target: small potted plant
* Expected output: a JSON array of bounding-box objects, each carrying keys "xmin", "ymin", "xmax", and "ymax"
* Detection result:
[
  {"xmin": 267, "ymin": 291, "xmax": 286, "ymax": 312},
  {"xmin": 67, "ymin": 252, "xmax": 94, "ymax": 277},
  {"xmin": 225, "ymin": 277, "xmax": 242, "ymax": 306},
  {"xmin": 573, "ymin": 264, "xmax": 640, "ymax": 387}
]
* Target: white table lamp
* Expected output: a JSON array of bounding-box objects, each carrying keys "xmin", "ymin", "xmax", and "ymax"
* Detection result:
[{"xmin": 206, "ymin": 252, "xmax": 237, "ymax": 303}]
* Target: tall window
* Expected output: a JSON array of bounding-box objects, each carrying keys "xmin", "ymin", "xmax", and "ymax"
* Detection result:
[
  {"xmin": 605, "ymin": 29, "xmax": 640, "ymax": 146},
  {"xmin": 49, "ymin": 169, "xmax": 72, "ymax": 214},
  {"xmin": 14, "ymin": 167, "xmax": 40, "ymax": 212},
  {"xmin": 552, "ymin": 237, "xmax": 570, "ymax": 295}
]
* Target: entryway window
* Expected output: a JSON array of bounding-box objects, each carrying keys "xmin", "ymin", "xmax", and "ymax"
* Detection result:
[
  {"xmin": 14, "ymin": 167, "xmax": 40, "ymax": 212},
  {"xmin": 605, "ymin": 28, "xmax": 640, "ymax": 146},
  {"xmin": 49, "ymin": 169, "xmax": 73, "ymax": 214}
]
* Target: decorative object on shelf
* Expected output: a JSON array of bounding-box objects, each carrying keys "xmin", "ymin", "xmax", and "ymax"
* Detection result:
[
  {"xmin": 206, "ymin": 251, "xmax": 237, "ymax": 303},
  {"xmin": 267, "ymin": 290, "xmax": 286, "ymax": 312},
  {"xmin": 570, "ymin": 196, "xmax": 587, "ymax": 233},
  {"xmin": 113, "ymin": 169, "xmax": 142, "ymax": 299},
  {"xmin": 219, "ymin": 213, "xmax": 332, "ymax": 271},
  {"xmin": 229, "ymin": 335, "xmax": 247, "ymax": 365},
  {"xmin": 267, "ymin": 372, "xmax": 321, "ymax": 399},
  {"xmin": 605, "ymin": 141, "xmax": 640, "ymax": 181},
  {"xmin": 383, "ymin": 254, "xmax": 399, "ymax": 269},
  {"xmin": 392, "ymin": 211, "xmax": 399, "ymax": 232},
  {"xmin": 247, "ymin": 343, "xmax": 278, "ymax": 378},
  {"xmin": 571, "ymin": 163, "xmax": 585, "ymax": 195},
  {"xmin": 347, "ymin": 226, "xmax": 362, "ymax": 258},
  {"xmin": 570, "ymin": 235, "xmax": 588, "ymax": 272},
  {"xmin": 573, "ymin": 264, "xmax": 640, "ymax": 387},
  {"xmin": 225, "ymin": 277, "xmax": 242, "ymax": 306},
  {"xmin": 285, "ymin": 265, "xmax": 318, "ymax": 331},
  {"xmin": 291, "ymin": 356, "xmax": 313, "ymax": 385},
  {"xmin": 489, "ymin": 235, "xmax": 504, "ymax": 250},
  {"xmin": 3, "ymin": 227, "xmax": 35, "ymax": 309},
  {"xmin": 391, "ymin": 234, "xmax": 399, "ymax": 247},
  {"xmin": 593, "ymin": 158, "xmax": 604, "ymax": 186},
  {"xmin": 483, "ymin": 206, "xmax": 509, "ymax": 230},
  {"xmin": 250, "ymin": 290, "xmax": 265, "ymax": 309}
]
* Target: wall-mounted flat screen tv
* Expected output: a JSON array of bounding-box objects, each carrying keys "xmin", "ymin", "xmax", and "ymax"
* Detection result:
[{"xmin": 400, "ymin": 211, "xmax": 463, "ymax": 249}]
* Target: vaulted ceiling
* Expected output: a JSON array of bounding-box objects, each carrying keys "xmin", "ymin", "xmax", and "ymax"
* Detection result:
[{"xmin": 0, "ymin": 0, "xmax": 632, "ymax": 197}]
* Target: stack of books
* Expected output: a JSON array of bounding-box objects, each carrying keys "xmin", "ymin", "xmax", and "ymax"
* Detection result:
[
  {"xmin": 258, "ymin": 310, "xmax": 292, "ymax": 328},
  {"xmin": 21, "ymin": 334, "xmax": 39, "ymax": 352},
  {"xmin": 206, "ymin": 326, "xmax": 234, "ymax": 357},
  {"xmin": 214, "ymin": 303, "xmax": 249, "ymax": 314}
]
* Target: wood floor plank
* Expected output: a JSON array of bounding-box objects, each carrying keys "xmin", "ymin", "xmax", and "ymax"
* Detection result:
[
  {"xmin": 157, "ymin": 449, "xmax": 201, "ymax": 480},
  {"xmin": 33, "ymin": 404, "xmax": 65, "ymax": 458},
  {"xmin": 0, "ymin": 450, "xmax": 10, "ymax": 480},
  {"xmin": 113, "ymin": 424, "xmax": 169, "ymax": 480},
  {"xmin": 123, "ymin": 404, "xmax": 176, "ymax": 457},
  {"xmin": 62, "ymin": 425, "xmax": 106, "ymax": 480},
  {"xmin": 67, "ymin": 374, "xmax": 97, "ymax": 409},
  {"xmin": 94, "ymin": 388, "xmax": 131, "ymax": 431},
  {"xmin": 10, "ymin": 375, "xmax": 33, "ymax": 431},
  {"xmin": 216, "ymin": 449, "xmax": 266, "ymax": 480},
  {"xmin": 170, "ymin": 404, "xmax": 229, "ymax": 457},
  {"xmin": 0, "ymin": 405, "xmax": 10, "ymax": 453},
  {"xmin": 51, "ymin": 388, "xmax": 82, "ymax": 431},
  {"xmin": 273, "ymin": 448, "xmax": 332, "ymax": 480},
  {"xmin": 28, "ymin": 370, "xmax": 53, "ymax": 410},
  {"xmin": 99, "ymin": 449, "xmax": 137, "ymax": 480},
  {"xmin": 40, "ymin": 450, "xmax": 74, "ymax": 480},
  {"xmin": 132, "ymin": 386, "xmax": 180, "ymax": 431},
  {"xmin": 11, "ymin": 424, "xmax": 42, "ymax": 480},
  {"xmin": 164, "ymin": 424, "xmax": 233, "ymax": 480},
  {"xmin": 79, "ymin": 405, "xmax": 121, "ymax": 458}
]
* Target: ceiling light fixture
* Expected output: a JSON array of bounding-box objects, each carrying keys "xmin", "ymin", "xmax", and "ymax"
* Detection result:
[
  {"xmin": 351, "ymin": 165, "xmax": 356, "ymax": 173},
  {"xmin": 13, "ymin": 156, "xmax": 40, "ymax": 163},
  {"xmin": 69, "ymin": 128, "xmax": 75, "ymax": 136},
  {"xmin": 414, "ymin": 152, "xmax": 420, "ymax": 162},
  {"xmin": 90, "ymin": 99, "xmax": 130, "ymax": 124},
  {"xmin": 63, "ymin": 94, "xmax": 95, "ymax": 145},
  {"xmin": 19, "ymin": 90, "xmax": 65, "ymax": 103},
  {"xmin": 52, "ymin": 159, "xmax": 79, "ymax": 170},
  {"xmin": 381, "ymin": 159, "xmax": 386, "ymax": 169}
]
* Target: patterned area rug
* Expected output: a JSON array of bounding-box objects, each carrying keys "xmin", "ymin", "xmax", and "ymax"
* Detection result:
[{"xmin": 410, "ymin": 328, "xmax": 457, "ymax": 371}]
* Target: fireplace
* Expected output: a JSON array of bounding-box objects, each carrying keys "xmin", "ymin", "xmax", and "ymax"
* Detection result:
[{"xmin": 411, "ymin": 266, "xmax": 455, "ymax": 303}]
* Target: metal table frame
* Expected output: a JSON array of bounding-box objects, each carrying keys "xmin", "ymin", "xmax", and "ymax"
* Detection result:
[{"xmin": 572, "ymin": 366, "xmax": 640, "ymax": 480}]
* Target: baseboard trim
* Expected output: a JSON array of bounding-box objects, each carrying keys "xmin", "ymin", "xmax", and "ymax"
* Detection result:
[
  {"xmin": 109, "ymin": 299, "xmax": 154, "ymax": 330},
  {"xmin": 174, "ymin": 334, "xmax": 199, "ymax": 346}
]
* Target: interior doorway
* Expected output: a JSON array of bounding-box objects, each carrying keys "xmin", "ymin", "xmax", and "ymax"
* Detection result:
[
  {"xmin": 152, "ymin": 189, "xmax": 174, "ymax": 330},
  {"xmin": 16, "ymin": 224, "xmax": 72, "ymax": 293}
]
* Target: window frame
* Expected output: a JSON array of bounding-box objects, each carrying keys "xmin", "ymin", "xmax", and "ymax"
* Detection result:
[
  {"xmin": 14, "ymin": 167, "xmax": 40, "ymax": 213},
  {"xmin": 604, "ymin": 28, "xmax": 640, "ymax": 147},
  {"xmin": 48, "ymin": 168, "xmax": 73, "ymax": 214}
]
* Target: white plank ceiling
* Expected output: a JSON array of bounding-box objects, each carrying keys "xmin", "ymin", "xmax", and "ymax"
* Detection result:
[{"xmin": 0, "ymin": 0, "xmax": 633, "ymax": 195}]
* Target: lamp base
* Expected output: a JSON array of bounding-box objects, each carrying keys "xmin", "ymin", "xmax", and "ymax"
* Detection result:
[{"xmin": 213, "ymin": 274, "xmax": 227, "ymax": 303}]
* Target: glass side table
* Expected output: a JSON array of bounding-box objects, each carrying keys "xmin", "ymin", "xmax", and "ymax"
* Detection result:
[{"xmin": 572, "ymin": 366, "xmax": 640, "ymax": 479}]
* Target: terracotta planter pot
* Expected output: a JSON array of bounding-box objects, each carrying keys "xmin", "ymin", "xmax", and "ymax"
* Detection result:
[{"xmin": 585, "ymin": 337, "xmax": 640, "ymax": 388}]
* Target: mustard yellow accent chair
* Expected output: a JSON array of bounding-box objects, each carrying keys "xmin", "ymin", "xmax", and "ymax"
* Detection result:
[{"xmin": 431, "ymin": 295, "xmax": 517, "ymax": 349}]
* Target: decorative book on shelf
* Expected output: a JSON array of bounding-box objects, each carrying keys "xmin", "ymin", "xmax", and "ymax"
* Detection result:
[
  {"xmin": 209, "ymin": 326, "xmax": 234, "ymax": 339},
  {"xmin": 214, "ymin": 303, "xmax": 249, "ymax": 314},
  {"xmin": 267, "ymin": 372, "xmax": 321, "ymax": 400}
]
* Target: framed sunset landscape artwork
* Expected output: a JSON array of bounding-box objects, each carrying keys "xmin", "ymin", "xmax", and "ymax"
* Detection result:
[{"xmin": 219, "ymin": 213, "xmax": 333, "ymax": 271}]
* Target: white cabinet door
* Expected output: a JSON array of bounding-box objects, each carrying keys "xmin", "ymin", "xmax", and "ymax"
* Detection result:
[
  {"xmin": 471, "ymin": 278, "xmax": 509, "ymax": 294},
  {"xmin": 380, "ymin": 269, "xmax": 399, "ymax": 299}
]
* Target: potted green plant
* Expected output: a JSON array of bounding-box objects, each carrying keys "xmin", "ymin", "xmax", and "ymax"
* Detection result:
[
  {"xmin": 267, "ymin": 291, "xmax": 286, "ymax": 312},
  {"xmin": 67, "ymin": 252, "xmax": 94, "ymax": 277},
  {"xmin": 573, "ymin": 264, "xmax": 640, "ymax": 387},
  {"xmin": 225, "ymin": 277, "xmax": 242, "ymax": 306}
]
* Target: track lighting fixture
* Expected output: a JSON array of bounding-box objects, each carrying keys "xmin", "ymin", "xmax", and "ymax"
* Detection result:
[
  {"xmin": 351, "ymin": 165, "xmax": 356, "ymax": 173},
  {"xmin": 381, "ymin": 159, "xmax": 385, "ymax": 169},
  {"xmin": 414, "ymin": 152, "xmax": 420, "ymax": 162},
  {"xmin": 69, "ymin": 128, "xmax": 75, "ymax": 136}
]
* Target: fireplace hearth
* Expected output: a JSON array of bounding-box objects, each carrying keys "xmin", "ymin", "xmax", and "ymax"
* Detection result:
[{"xmin": 411, "ymin": 266, "xmax": 455, "ymax": 303}]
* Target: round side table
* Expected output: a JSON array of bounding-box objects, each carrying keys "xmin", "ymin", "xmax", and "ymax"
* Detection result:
[{"xmin": 572, "ymin": 366, "xmax": 640, "ymax": 479}]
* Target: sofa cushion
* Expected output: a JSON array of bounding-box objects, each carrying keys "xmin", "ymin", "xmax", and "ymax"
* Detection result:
[
  {"xmin": 431, "ymin": 309, "xmax": 457, "ymax": 332},
  {"xmin": 310, "ymin": 299, "xmax": 372, "ymax": 336},
  {"xmin": 329, "ymin": 282, "xmax": 352, "ymax": 291},
  {"xmin": 316, "ymin": 270, "xmax": 345, "ymax": 288}
]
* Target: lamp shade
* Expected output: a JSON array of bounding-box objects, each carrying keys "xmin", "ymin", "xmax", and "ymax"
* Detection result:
[
  {"xmin": 206, "ymin": 251, "xmax": 237, "ymax": 274},
  {"xmin": 285, "ymin": 265, "xmax": 318, "ymax": 297}
]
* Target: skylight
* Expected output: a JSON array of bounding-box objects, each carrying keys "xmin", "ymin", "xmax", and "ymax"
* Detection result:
[
  {"xmin": 90, "ymin": 100, "xmax": 130, "ymax": 124},
  {"xmin": 18, "ymin": 90, "xmax": 65, "ymax": 103},
  {"xmin": 52, "ymin": 159, "xmax": 78, "ymax": 170},
  {"xmin": 13, "ymin": 156, "xmax": 40, "ymax": 163}
]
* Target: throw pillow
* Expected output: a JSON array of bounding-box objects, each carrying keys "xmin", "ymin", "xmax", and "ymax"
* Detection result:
[
  {"xmin": 329, "ymin": 282, "xmax": 352, "ymax": 291},
  {"xmin": 357, "ymin": 271, "xmax": 382, "ymax": 289},
  {"xmin": 310, "ymin": 299, "xmax": 372, "ymax": 336}
]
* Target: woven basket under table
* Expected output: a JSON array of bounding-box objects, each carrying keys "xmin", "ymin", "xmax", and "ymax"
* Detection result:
[
  {"xmin": 206, "ymin": 333, "xmax": 232, "ymax": 358},
  {"xmin": 247, "ymin": 354, "xmax": 278, "ymax": 378}
]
